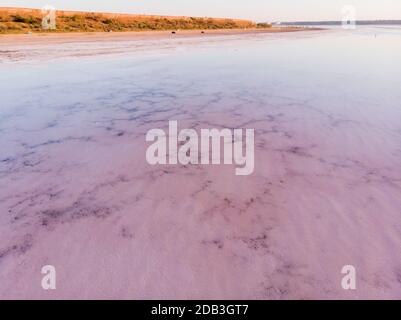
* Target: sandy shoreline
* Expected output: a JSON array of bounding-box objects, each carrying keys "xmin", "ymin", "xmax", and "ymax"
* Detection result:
[
  {"xmin": 0, "ymin": 27, "xmax": 322, "ymax": 64},
  {"xmin": 0, "ymin": 27, "xmax": 317, "ymax": 44}
]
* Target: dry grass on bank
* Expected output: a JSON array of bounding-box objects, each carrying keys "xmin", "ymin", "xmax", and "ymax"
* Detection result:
[{"xmin": 0, "ymin": 7, "xmax": 271, "ymax": 34}]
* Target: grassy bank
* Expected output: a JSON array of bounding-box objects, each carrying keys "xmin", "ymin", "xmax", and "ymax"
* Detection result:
[{"xmin": 0, "ymin": 7, "xmax": 270, "ymax": 34}]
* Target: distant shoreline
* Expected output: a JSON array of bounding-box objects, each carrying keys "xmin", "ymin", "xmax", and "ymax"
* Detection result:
[{"xmin": 278, "ymin": 20, "xmax": 401, "ymax": 26}]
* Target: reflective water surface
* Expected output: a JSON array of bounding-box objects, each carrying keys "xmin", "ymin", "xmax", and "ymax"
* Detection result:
[{"xmin": 1, "ymin": 27, "xmax": 401, "ymax": 299}]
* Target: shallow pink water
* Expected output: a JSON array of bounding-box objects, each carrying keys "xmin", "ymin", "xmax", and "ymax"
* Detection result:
[{"xmin": 1, "ymin": 27, "xmax": 401, "ymax": 299}]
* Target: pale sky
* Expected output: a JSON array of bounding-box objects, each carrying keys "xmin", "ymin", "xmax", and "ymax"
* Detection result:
[{"xmin": 0, "ymin": 0, "xmax": 400, "ymax": 22}]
